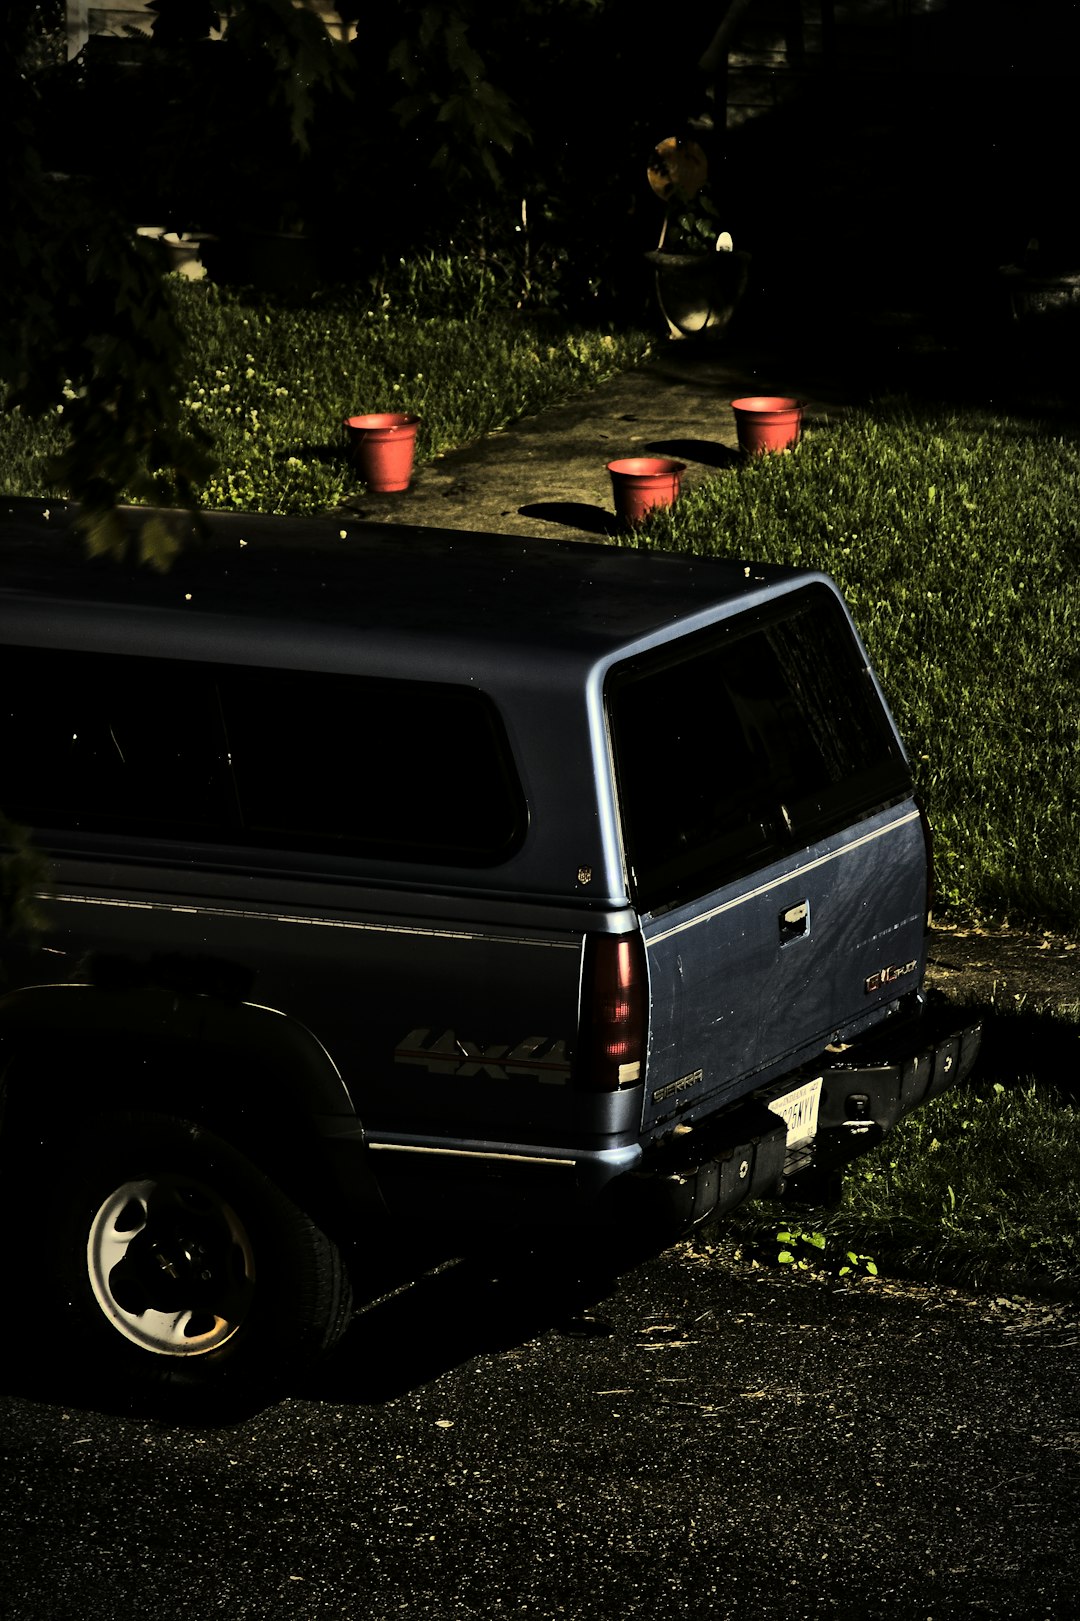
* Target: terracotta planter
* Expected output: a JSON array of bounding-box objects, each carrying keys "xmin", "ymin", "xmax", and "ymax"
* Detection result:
[
  {"xmin": 344, "ymin": 413, "xmax": 421, "ymax": 493},
  {"xmin": 607, "ymin": 456, "xmax": 685, "ymax": 525},
  {"xmin": 1000, "ymin": 264, "xmax": 1080, "ymax": 325},
  {"xmin": 730, "ymin": 396, "xmax": 804, "ymax": 455}
]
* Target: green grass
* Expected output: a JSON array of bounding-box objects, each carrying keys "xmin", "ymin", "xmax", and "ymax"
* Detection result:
[
  {"xmin": 0, "ymin": 277, "xmax": 652, "ymax": 515},
  {"xmin": 627, "ymin": 406, "xmax": 1080, "ymax": 928},
  {"xmin": 838, "ymin": 1080, "xmax": 1079, "ymax": 1293}
]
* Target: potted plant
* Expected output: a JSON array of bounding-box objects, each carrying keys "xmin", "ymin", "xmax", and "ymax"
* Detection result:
[
  {"xmin": 644, "ymin": 135, "xmax": 749, "ymax": 340},
  {"xmin": 344, "ymin": 413, "xmax": 422, "ymax": 493},
  {"xmin": 606, "ymin": 456, "xmax": 686, "ymax": 526}
]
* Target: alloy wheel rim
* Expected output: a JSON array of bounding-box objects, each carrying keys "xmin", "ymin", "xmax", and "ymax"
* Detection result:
[{"xmin": 86, "ymin": 1175, "xmax": 256, "ymax": 1356}]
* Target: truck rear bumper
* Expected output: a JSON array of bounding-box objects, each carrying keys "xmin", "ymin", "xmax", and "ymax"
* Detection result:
[{"xmin": 620, "ymin": 996, "xmax": 982, "ymax": 1231}]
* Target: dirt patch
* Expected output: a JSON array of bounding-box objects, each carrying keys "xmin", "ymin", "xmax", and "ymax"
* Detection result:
[{"xmin": 926, "ymin": 919, "xmax": 1080, "ymax": 1012}]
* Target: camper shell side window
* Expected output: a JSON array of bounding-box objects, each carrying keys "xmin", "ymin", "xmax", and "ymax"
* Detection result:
[{"xmin": 0, "ymin": 647, "xmax": 527, "ymax": 868}]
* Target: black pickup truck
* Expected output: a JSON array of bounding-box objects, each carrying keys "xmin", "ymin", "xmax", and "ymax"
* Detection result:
[{"xmin": 0, "ymin": 499, "xmax": 979, "ymax": 1406}]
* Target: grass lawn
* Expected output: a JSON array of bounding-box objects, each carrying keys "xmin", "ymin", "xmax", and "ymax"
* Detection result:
[{"xmin": 0, "ymin": 279, "xmax": 653, "ymax": 516}]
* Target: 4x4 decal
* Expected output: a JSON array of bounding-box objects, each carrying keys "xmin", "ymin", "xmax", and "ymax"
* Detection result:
[{"xmin": 395, "ymin": 1028, "xmax": 571, "ymax": 1084}]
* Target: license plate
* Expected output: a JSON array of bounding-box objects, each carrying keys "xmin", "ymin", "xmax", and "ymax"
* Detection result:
[{"xmin": 767, "ymin": 1076, "xmax": 822, "ymax": 1149}]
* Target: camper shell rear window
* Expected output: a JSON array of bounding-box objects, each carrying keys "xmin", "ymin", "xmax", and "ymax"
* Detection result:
[{"xmin": 607, "ymin": 584, "xmax": 912, "ymax": 912}]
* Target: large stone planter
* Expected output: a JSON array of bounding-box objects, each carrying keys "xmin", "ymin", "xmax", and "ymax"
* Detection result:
[
  {"xmin": 645, "ymin": 247, "xmax": 751, "ymax": 340},
  {"xmin": 999, "ymin": 265, "xmax": 1080, "ymax": 327}
]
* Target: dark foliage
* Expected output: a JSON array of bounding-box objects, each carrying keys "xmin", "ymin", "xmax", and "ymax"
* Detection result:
[{"xmin": 2, "ymin": 1, "xmax": 727, "ymax": 558}]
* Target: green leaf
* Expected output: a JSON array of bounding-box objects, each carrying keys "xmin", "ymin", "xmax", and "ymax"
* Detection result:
[
  {"xmin": 0, "ymin": 811, "xmax": 51, "ymax": 940},
  {"xmin": 78, "ymin": 507, "xmax": 129, "ymax": 563},
  {"xmin": 137, "ymin": 514, "xmax": 183, "ymax": 573}
]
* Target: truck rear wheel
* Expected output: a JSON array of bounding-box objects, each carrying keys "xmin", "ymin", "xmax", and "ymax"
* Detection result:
[{"xmin": 31, "ymin": 1111, "xmax": 353, "ymax": 1411}]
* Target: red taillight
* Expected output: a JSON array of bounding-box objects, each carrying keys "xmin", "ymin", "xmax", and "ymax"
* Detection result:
[{"xmin": 574, "ymin": 932, "xmax": 647, "ymax": 1092}]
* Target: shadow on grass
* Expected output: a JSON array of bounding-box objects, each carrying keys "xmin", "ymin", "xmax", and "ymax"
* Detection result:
[
  {"xmin": 716, "ymin": 1205, "xmax": 1080, "ymax": 1305},
  {"xmin": 927, "ymin": 977, "xmax": 1079, "ymax": 1104},
  {"xmin": 972, "ymin": 1002, "xmax": 1080, "ymax": 1106}
]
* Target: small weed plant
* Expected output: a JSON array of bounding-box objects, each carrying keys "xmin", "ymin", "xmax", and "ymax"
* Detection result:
[{"xmin": 768, "ymin": 1225, "xmax": 878, "ymax": 1279}]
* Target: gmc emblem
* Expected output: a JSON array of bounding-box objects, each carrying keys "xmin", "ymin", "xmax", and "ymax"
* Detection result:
[{"xmin": 865, "ymin": 958, "xmax": 917, "ymax": 994}]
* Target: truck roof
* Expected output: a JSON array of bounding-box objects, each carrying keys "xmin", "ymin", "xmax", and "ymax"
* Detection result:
[
  {"xmin": 0, "ymin": 499, "xmax": 809, "ymax": 668},
  {"xmin": 0, "ymin": 500, "xmax": 889, "ymax": 910}
]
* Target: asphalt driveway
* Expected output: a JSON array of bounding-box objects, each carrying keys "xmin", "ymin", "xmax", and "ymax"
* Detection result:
[{"xmin": 2, "ymin": 1239, "xmax": 1077, "ymax": 1620}]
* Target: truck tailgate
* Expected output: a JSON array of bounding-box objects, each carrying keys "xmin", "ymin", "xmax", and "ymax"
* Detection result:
[{"xmin": 640, "ymin": 801, "xmax": 928, "ymax": 1133}]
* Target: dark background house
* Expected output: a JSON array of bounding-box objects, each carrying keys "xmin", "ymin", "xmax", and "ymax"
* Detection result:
[{"xmin": 44, "ymin": 1, "xmax": 1080, "ymax": 356}]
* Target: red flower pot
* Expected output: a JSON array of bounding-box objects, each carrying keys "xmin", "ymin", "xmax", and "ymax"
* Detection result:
[
  {"xmin": 607, "ymin": 456, "xmax": 685, "ymax": 526},
  {"xmin": 730, "ymin": 396, "xmax": 804, "ymax": 455},
  {"xmin": 344, "ymin": 412, "xmax": 420, "ymax": 493}
]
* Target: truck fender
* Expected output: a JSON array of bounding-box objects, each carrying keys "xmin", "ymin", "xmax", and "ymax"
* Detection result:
[{"xmin": 0, "ymin": 983, "xmax": 385, "ymax": 1228}]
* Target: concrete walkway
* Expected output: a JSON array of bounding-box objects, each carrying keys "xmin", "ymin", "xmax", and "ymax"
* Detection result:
[
  {"xmin": 335, "ymin": 308, "xmax": 1078, "ymax": 544},
  {"xmin": 337, "ymin": 342, "xmax": 856, "ymax": 542}
]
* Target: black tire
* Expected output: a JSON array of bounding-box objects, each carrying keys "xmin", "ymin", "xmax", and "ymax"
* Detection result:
[{"xmin": 31, "ymin": 1111, "xmax": 352, "ymax": 1412}]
